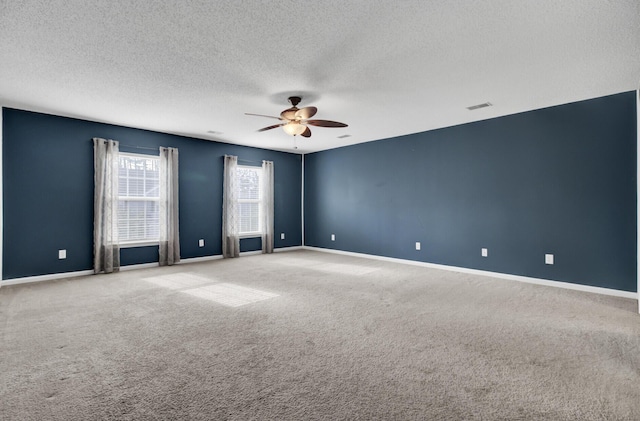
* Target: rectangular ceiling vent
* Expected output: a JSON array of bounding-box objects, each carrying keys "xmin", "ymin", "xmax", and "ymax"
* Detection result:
[
  {"xmin": 467, "ymin": 102, "xmax": 492, "ymax": 111},
  {"xmin": 337, "ymin": 134, "xmax": 351, "ymax": 139}
]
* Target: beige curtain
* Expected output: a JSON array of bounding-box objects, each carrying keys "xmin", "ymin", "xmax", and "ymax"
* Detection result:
[
  {"xmin": 93, "ymin": 137, "xmax": 120, "ymax": 273},
  {"xmin": 222, "ymin": 155, "xmax": 240, "ymax": 258},
  {"xmin": 159, "ymin": 147, "xmax": 180, "ymax": 266},
  {"xmin": 261, "ymin": 160, "xmax": 274, "ymax": 254}
]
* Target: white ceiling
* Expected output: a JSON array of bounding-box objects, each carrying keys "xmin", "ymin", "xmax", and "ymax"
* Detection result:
[{"xmin": 1, "ymin": 0, "xmax": 639, "ymax": 154}]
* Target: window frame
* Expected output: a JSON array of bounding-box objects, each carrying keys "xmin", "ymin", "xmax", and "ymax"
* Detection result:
[
  {"xmin": 236, "ymin": 165, "xmax": 263, "ymax": 239},
  {"xmin": 117, "ymin": 152, "xmax": 161, "ymax": 248}
]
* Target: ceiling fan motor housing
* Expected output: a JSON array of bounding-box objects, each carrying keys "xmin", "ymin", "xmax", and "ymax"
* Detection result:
[{"xmin": 288, "ymin": 96, "xmax": 302, "ymax": 107}]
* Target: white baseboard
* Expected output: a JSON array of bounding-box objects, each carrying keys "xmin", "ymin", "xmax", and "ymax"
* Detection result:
[
  {"xmin": 179, "ymin": 254, "xmax": 224, "ymax": 264},
  {"xmin": 274, "ymin": 246, "xmax": 304, "ymax": 253},
  {"xmin": 0, "ymin": 247, "xmax": 305, "ymax": 287},
  {"xmin": 181, "ymin": 246, "xmax": 302, "ymax": 261},
  {"xmin": 303, "ymin": 246, "xmax": 638, "ymax": 300},
  {"xmin": 11, "ymin": 245, "xmax": 623, "ymax": 302},
  {"xmin": 1, "ymin": 269, "xmax": 95, "ymax": 287}
]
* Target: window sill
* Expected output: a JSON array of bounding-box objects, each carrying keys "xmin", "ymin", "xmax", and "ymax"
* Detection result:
[
  {"xmin": 120, "ymin": 241, "xmax": 159, "ymax": 248},
  {"xmin": 239, "ymin": 233, "xmax": 262, "ymax": 239}
]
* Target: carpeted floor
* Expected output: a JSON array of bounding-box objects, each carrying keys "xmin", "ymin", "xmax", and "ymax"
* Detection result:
[{"xmin": 1, "ymin": 249, "xmax": 639, "ymax": 420}]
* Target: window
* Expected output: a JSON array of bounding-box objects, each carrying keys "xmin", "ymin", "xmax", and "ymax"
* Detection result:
[
  {"xmin": 118, "ymin": 153, "xmax": 160, "ymax": 245},
  {"xmin": 237, "ymin": 166, "xmax": 262, "ymax": 236}
]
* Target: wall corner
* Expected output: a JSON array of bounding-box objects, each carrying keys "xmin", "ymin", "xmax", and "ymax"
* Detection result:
[
  {"xmin": 636, "ymin": 89, "xmax": 639, "ymax": 313},
  {"xmin": 1, "ymin": 106, "xmax": 4, "ymax": 286}
]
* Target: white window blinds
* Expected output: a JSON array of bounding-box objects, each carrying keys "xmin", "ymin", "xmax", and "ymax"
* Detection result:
[
  {"xmin": 118, "ymin": 153, "xmax": 160, "ymax": 243},
  {"xmin": 237, "ymin": 166, "xmax": 262, "ymax": 235}
]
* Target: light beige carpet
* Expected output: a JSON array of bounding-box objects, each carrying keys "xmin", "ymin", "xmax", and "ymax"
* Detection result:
[{"xmin": 1, "ymin": 250, "xmax": 639, "ymax": 420}]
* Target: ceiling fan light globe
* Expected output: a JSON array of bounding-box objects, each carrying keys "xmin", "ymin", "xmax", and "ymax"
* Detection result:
[{"xmin": 283, "ymin": 122, "xmax": 307, "ymax": 136}]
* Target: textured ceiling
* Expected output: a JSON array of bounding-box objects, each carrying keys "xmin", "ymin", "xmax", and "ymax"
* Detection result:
[{"xmin": 1, "ymin": 0, "xmax": 639, "ymax": 153}]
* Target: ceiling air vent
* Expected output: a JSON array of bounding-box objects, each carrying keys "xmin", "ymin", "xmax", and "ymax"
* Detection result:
[
  {"xmin": 466, "ymin": 102, "xmax": 492, "ymax": 111},
  {"xmin": 337, "ymin": 134, "xmax": 351, "ymax": 139}
]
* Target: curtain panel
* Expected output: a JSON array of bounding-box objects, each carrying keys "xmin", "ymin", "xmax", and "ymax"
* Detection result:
[
  {"xmin": 93, "ymin": 137, "xmax": 120, "ymax": 274},
  {"xmin": 261, "ymin": 160, "xmax": 274, "ymax": 254},
  {"xmin": 222, "ymin": 155, "xmax": 240, "ymax": 258},
  {"xmin": 159, "ymin": 147, "xmax": 180, "ymax": 266}
]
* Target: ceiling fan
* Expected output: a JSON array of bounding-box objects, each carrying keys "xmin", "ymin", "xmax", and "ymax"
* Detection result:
[{"xmin": 245, "ymin": 96, "xmax": 348, "ymax": 138}]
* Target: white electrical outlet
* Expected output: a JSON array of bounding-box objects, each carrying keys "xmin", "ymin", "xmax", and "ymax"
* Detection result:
[
  {"xmin": 415, "ymin": 242, "xmax": 421, "ymax": 251},
  {"xmin": 331, "ymin": 234, "xmax": 336, "ymax": 241},
  {"xmin": 481, "ymin": 248, "xmax": 488, "ymax": 257},
  {"xmin": 58, "ymin": 249, "xmax": 66, "ymax": 259},
  {"xmin": 281, "ymin": 233, "xmax": 285, "ymax": 240},
  {"xmin": 199, "ymin": 239, "xmax": 204, "ymax": 247},
  {"xmin": 545, "ymin": 254, "xmax": 554, "ymax": 265}
]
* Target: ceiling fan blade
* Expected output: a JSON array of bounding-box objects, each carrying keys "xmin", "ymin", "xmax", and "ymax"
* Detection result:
[
  {"xmin": 257, "ymin": 123, "xmax": 284, "ymax": 132},
  {"xmin": 305, "ymin": 119, "xmax": 348, "ymax": 128},
  {"xmin": 245, "ymin": 113, "xmax": 282, "ymax": 120},
  {"xmin": 300, "ymin": 126, "xmax": 312, "ymax": 137},
  {"xmin": 295, "ymin": 106, "xmax": 317, "ymax": 120},
  {"xmin": 280, "ymin": 108, "xmax": 297, "ymax": 121}
]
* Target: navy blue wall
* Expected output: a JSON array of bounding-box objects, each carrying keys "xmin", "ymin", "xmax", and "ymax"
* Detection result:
[
  {"xmin": 3, "ymin": 109, "xmax": 302, "ymax": 279},
  {"xmin": 304, "ymin": 92, "xmax": 637, "ymax": 292}
]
